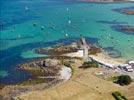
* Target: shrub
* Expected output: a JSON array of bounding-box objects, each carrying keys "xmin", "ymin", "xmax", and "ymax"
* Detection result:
[
  {"xmin": 81, "ymin": 61, "xmax": 99, "ymax": 68},
  {"xmin": 112, "ymin": 91, "xmax": 128, "ymax": 100},
  {"xmin": 117, "ymin": 75, "xmax": 132, "ymax": 85}
]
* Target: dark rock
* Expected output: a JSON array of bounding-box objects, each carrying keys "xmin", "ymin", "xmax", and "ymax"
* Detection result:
[{"xmin": 112, "ymin": 25, "xmax": 134, "ymax": 35}]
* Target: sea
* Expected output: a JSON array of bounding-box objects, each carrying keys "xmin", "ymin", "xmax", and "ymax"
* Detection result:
[{"xmin": 0, "ymin": 0, "xmax": 134, "ymax": 84}]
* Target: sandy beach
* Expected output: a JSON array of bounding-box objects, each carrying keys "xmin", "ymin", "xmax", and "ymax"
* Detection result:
[
  {"xmin": 89, "ymin": 51, "xmax": 126, "ymax": 66},
  {"xmin": 64, "ymin": 50, "xmax": 125, "ymax": 66}
]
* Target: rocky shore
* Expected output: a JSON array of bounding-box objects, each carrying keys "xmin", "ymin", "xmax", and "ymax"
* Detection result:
[
  {"xmin": 35, "ymin": 41, "xmax": 101, "ymax": 56},
  {"xmin": 35, "ymin": 44, "xmax": 78, "ymax": 56},
  {"xmin": 0, "ymin": 57, "xmax": 73, "ymax": 100}
]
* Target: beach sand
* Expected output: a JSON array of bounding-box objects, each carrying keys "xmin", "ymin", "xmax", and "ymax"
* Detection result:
[
  {"xmin": 89, "ymin": 51, "xmax": 126, "ymax": 66},
  {"xmin": 64, "ymin": 50, "xmax": 125, "ymax": 66}
]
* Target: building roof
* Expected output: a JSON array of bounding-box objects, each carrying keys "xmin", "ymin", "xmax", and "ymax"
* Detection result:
[
  {"xmin": 128, "ymin": 60, "xmax": 134, "ymax": 64},
  {"xmin": 119, "ymin": 64, "xmax": 129, "ymax": 67},
  {"xmin": 125, "ymin": 65, "xmax": 132, "ymax": 69}
]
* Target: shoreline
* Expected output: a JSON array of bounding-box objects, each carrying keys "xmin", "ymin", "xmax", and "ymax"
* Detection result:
[
  {"xmin": 90, "ymin": 51, "xmax": 126, "ymax": 66},
  {"xmin": 0, "ymin": 41, "xmax": 128, "ymax": 87}
]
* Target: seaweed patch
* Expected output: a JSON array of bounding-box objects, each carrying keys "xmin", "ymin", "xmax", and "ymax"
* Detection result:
[{"xmin": 111, "ymin": 25, "xmax": 134, "ymax": 35}]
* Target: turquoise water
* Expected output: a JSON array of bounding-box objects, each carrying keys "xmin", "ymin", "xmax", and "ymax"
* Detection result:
[{"xmin": 0, "ymin": 0, "xmax": 134, "ymax": 84}]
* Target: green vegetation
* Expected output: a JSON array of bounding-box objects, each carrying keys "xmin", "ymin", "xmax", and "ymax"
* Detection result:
[
  {"xmin": 112, "ymin": 91, "xmax": 128, "ymax": 100},
  {"xmin": 81, "ymin": 61, "xmax": 99, "ymax": 68},
  {"xmin": 117, "ymin": 75, "xmax": 132, "ymax": 86}
]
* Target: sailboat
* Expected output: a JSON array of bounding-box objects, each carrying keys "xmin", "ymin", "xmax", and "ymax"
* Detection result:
[
  {"xmin": 25, "ymin": 6, "xmax": 29, "ymax": 11},
  {"xmin": 65, "ymin": 33, "xmax": 69, "ymax": 37},
  {"xmin": 68, "ymin": 20, "xmax": 71, "ymax": 24},
  {"xmin": 67, "ymin": 8, "xmax": 69, "ymax": 12}
]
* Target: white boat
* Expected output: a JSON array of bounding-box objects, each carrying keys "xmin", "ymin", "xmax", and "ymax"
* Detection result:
[
  {"xmin": 67, "ymin": 8, "xmax": 69, "ymax": 12},
  {"xmin": 25, "ymin": 6, "xmax": 29, "ymax": 11},
  {"xmin": 65, "ymin": 33, "xmax": 68, "ymax": 37},
  {"xmin": 68, "ymin": 20, "xmax": 71, "ymax": 24}
]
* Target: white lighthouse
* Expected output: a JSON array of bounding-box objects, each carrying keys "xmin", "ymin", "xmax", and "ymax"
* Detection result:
[{"xmin": 78, "ymin": 37, "xmax": 90, "ymax": 61}]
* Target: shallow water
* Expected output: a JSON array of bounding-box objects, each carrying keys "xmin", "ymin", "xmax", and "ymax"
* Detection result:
[{"xmin": 0, "ymin": 0, "xmax": 134, "ymax": 84}]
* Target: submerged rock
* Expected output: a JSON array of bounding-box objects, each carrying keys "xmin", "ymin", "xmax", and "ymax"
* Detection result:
[
  {"xmin": 112, "ymin": 25, "xmax": 134, "ymax": 35},
  {"xmin": 113, "ymin": 6, "xmax": 134, "ymax": 15},
  {"xmin": 104, "ymin": 47, "xmax": 121, "ymax": 58}
]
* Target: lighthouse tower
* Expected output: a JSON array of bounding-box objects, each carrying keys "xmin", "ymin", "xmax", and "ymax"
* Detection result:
[{"xmin": 78, "ymin": 37, "xmax": 90, "ymax": 61}]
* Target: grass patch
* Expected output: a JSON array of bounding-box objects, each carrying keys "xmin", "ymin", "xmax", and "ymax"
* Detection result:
[
  {"xmin": 80, "ymin": 61, "xmax": 99, "ymax": 69},
  {"xmin": 112, "ymin": 91, "xmax": 128, "ymax": 100}
]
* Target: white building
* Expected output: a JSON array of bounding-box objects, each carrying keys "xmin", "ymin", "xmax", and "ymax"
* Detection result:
[{"xmin": 119, "ymin": 63, "xmax": 134, "ymax": 72}]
